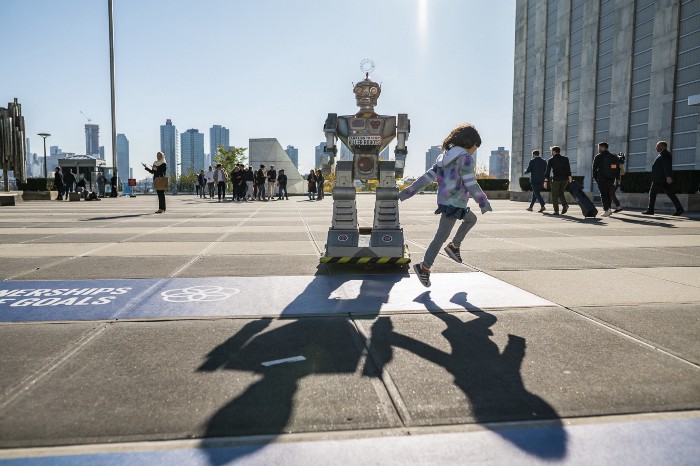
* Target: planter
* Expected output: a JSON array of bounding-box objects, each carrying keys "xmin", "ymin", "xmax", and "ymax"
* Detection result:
[
  {"xmin": 617, "ymin": 193, "xmax": 700, "ymax": 212},
  {"xmin": 22, "ymin": 190, "xmax": 59, "ymax": 201},
  {"xmin": 0, "ymin": 192, "xmax": 21, "ymax": 206},
  {"xmin": 510, "ymin": 191, "xmax": 592, "ymax": 203}
]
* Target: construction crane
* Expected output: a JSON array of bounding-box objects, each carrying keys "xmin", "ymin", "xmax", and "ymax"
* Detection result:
[{"xmin": 80, "ymin": 111, "xmax": 92, "ymax": 124}]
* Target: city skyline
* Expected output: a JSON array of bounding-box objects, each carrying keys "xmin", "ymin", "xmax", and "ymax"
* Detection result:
[{"xmin": 5, "ymin": 0, "xmax": 516, "ymax": 179}]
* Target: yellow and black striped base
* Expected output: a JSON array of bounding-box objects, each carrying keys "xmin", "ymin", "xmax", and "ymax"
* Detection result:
[{"xmin": 320, "ymin": 246, "xmax": 411, "ymax": 265}]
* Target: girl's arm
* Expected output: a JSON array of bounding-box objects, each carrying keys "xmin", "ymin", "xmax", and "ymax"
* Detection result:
[
  {"xmin": 461, "ymin": 160, "xmax": 492, "ymax": 213},
  {"xmin": 398, "ymin": 165, "xmax": 438, "ymax": 201}
]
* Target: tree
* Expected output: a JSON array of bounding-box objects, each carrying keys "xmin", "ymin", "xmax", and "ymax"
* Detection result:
[{"xmin": 214, "ymin": 146, "xmax": 248, "ymax": 175}]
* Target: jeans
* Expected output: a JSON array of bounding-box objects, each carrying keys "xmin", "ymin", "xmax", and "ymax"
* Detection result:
[
  {"xmin": 648, "ymin": 182, "xmax": 683, "ymax": 212},
  {"xmin": 246, "ymin": 181, "xmax": 254, "ymax": 199},
  {"xmin": 217, "ymin": 181, "xmax": 226, "ymax": 200},
  {"xmin": 278, "ymin": 185, "xmax": 288, "ymax": 199},
  {"xmin": 529, "ymin": 180, "xmax": 545, "ymax": 208},
  {"xmin": 550, "ymin": 180, "xmax": 569, "ymax": 212},
  {"xmin": 207, "ymin": 182, "xmax": 215, "ymax": 198},
  {"xmin": 257, "ymin": 184, "xmax": 266, "ymax": 200},
  {"xmin": 423, "ymin": 210, "xmax": 478, "ymax": 268}
]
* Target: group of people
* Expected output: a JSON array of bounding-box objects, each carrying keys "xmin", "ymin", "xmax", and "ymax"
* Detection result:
[
  {"xmin": 53, "ymin": 167, "xmax": 115, "ymax": 201},
  {"xmin": 305, "ymin": 169, "xmax": 325, "ymax": 201},
  {"xmin": 195, "ymin": 164, "xmax": 290, "ymax": 202},
  {"xmin": 524, "ymin": 141, "xmax": 685, "ymax": 217}
]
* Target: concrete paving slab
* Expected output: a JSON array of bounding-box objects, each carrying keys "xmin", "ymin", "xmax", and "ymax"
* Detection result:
[
  {"xmin": 0, "ymin": 258, "xmax": 57, "ymax": 280},
  {"xmin": 564, "ymin": 247, "xmax": 700, "ymax": 269},
  {"xmin": 358, "ymin": 308, "xmax": 700, "ymax": 427},
  {"xmin": 205, "ymin": 241, "xmax": 319, "ymax": 256},
  {"xmin": 626, "ymin": 267, "xmax": 700, "ymax": 288},
  {"xmin": 220, "ymin": 232, "xmax": 313, "ymax": 242},
  {"xmin": 0, "ymin": 243, "xmax": 102, "ymax": 258},
  {"xmin": 454, "ymin": 249, "xmax": 608, "ymax": 272},
  {"xmin": 579, "ymin": 304, "xmax": 700, "ymax": 364},
  {"xmin": 0, "ymin": 235, "xmax": 48, "ymax": 244},
  {"xmin": 87, "ymin": 242, "xmax": 210, "ymax": 257},
  {"xmin": 26, "ymin": 235, "xmax": 136, "ymax": 244},
  {"xmin": 0, "ymin": 318, "xmax": 399, "ymax": 447},
  {"xmin": 121, "ymin": 234, "xmax": 223, "ymax": 243},
  {"xmin": 177, "ymin": 255, "xmax": 324, "ymax": 278},
  {"xmin": 490, "ymin": 268, "xmax": 700, "ymax": 306},
  {"xmin": 17, "ymin": 256, "xmax": 193, "ymax": 281}
]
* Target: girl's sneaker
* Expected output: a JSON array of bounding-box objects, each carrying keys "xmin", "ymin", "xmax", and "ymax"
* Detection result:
[
  {"xmin": 413, "ymin": 263, "xmax": 431, "ymax": 287},
  {"xmin": 444, "ymin": 243, "xmax": 462, "ymax": 263}
]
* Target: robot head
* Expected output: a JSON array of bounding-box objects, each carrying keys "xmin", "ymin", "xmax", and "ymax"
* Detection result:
[{"xmin": 353, "ymin": 74, "xmax": 381, "ymax": 111}]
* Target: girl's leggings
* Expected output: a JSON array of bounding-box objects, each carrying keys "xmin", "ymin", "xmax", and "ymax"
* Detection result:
[{"xmin": 423, "ymin": 210, "xmax": 478, "ymax": 268}]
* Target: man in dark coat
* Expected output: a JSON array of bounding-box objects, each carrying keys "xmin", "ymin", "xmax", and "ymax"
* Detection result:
[
  {"xmin": 277, "ymin": 169, "xmax": 288, "ymax": 200},
  {"xmin": 543, "ymin": 146, "xmax": 572, "ymax": 215},
  {"xmin": 64, "ymin": 169, "xmax": 76, "ymax": 194},
  {"xmin": 524, "ymin": 150, "xmax": 547, "ymax": 212},
  {"xmin": 592, "ymin": 142, "xmax": 619, "ymax": 217},
  {"xmin": 54, "ymin": 167, "xmax": 65, "ymax": 200},
  {"xmin": 643, "ymin": 141, "xmax": 684, "ymax": 216}
]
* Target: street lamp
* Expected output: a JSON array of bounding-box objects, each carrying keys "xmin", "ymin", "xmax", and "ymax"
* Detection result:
[{"xmin": 37, "ymin": 133, "xmax": 51, "ymax": 181}]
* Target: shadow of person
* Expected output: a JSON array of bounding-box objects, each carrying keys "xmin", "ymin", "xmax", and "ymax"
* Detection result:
[
  {"xmin": 197, "ymin": 267, "xmax": 407, "ymax": 465},
  {"xmin": 365, "ymin": 291, "xmax": 568, "ymax": 460}
]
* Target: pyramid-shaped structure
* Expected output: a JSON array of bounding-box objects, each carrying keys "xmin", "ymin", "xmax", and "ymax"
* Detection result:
[{"xmin": 249, "ymin": 138, "xmax": 305, "ymax": 194}]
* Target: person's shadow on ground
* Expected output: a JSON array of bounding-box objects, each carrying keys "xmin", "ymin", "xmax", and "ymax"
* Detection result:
[
  {"xmin": 365, "ymin": 291, "xmax": 568, "ymax": 459},
  {"xmin": 196, "ymin": 268, "xmax": 407, "ymax": 465}
]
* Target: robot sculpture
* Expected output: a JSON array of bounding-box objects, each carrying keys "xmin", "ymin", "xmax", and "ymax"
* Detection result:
[{"xmin": 320, "ymin": 61, "xmax": 410, "ymax": 265}]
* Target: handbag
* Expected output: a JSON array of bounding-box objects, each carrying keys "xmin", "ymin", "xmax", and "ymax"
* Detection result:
[{"xmin": 154, "ymin": 176, "xmax": 169, "ymax": 191}]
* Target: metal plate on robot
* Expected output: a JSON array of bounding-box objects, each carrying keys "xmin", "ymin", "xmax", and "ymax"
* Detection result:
[{"xmin": 349, "ymin": 135, "xmax": 382, "ymax": 145}]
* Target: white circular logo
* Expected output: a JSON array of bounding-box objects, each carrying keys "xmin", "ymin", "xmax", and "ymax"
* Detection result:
[{"xmin": 161, "ymin": 286, "xmax": 240, "ymax": 303}]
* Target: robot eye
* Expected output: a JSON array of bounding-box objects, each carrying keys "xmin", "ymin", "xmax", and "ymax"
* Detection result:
[
  {"xmin": 369, "ymin": 87, "xmax": 378, "ymax": 95},
  {"xmin": 354, "ymin": 87, "xmax": 363, "ymax": 95}
]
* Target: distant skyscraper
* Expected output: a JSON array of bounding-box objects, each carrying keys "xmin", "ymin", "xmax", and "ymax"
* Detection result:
[
  {"xmin": 425, "ymin": 146, "xmax": 441, "ymax": 171},
  {"xmin": 181, "ymin": 129, "xmax": 205, "ymax": 173},
  {"xmin": 160, "ymin": 119, "xmax": 180, "ymax": 177},
  {"xmin": 210, "ymin": 125, "xmax": 230, "ymax": 159},
  {"xmin": 285, "ymin": 145, "xmax": 299, "ymax": 168},
  {"xmin": 85, "ymin": 124, "xmax": 99, "ymax": 156},
  {"xmin": 117, "ymin": 134, "xmax": 130, "ymax": 181},
  {"xmin": 99, "ymin": 146, "xmax": 105, "ymax": 160},
  {"xmin": 315, "ymin": 142, "xmax": 325, "ymax": 169},
  {"xmin": 489, "ymin": 147, "xmax": 510, "ymax": 179}
]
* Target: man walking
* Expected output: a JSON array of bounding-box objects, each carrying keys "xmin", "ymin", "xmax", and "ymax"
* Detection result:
[
  {"xmin": 54, "ymin": 167, "xmax": 65, "ymax": 200},
  {"xmin": 244, "ymin": 166, "xmax": 254, "ymax": 200},
  {"xmin": 255, "ymin": 164, "xmax": 266, "ymax": 201},
  {"xmin": 593, "ymin": 142, "xmax": 619, "ymax": 217},
  {"xmin": 266, "ymin": 165, "xmax": 277, "ymax": 201},
  {"xmin": 214, "ymin": 163, "xmax": 227, "ymax": 201},
  {"xmin": 543, "ymin": 146, "xmax": 572, "ymax": 215},
  {"xmin": 64, "ymin": 169, "xmax": 76, "ymax": 197},
  {"xmin": 277, "ymin": 169, "xmax": 288, "ymax": 200},
  {"xmin": 205, "ymin": 165, "xmax": 215, "ymax": 199},
  {"xmin": 642, "ymin": 141, "xmax": 684, "ymax": 216},
  {"xmin": 197, "ymin": 170, "xmax": 206, "ymax": 198},
  {"xmin": 524, "ymin": 150, "xmax": 547, "ymax": 212}
]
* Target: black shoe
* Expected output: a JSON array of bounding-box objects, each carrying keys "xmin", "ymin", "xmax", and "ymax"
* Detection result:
[
  {"xmin": 561, "ymin": 205, "xmax": 568, "ymax": 215},
  {"xmin": 553, "ymin": 211, "xmax": 560, "ymax": 216},
  {"xmin": 443, "ymin": 243, "xmax": 462, "ymax": 263},
  {"xmin": 642, "ymin": 211, "xmax": 654, "ymax": 215},
  {"xmin": 673, "ymin": 210, "xmax": 685, "ymax": 216},
  {"xmin": 613, "ymin": 207, "xmax": 622, "ymax": 213},
  {"xmin": 413, "ymin": 263, "xmax": 431, "ymax": 287}
]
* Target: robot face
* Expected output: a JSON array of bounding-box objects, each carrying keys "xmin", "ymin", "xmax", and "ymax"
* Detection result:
[{"xmin": 353, "ymin": 82, "xmax": 381, "ymax": 108}]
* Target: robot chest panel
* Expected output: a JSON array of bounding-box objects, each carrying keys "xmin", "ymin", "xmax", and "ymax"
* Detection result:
[{"xmin": 339, "ymin": 116, "xmax": 395, "ymax": 148}]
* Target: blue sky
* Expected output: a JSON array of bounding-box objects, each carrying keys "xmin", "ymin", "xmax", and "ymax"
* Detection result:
[{"xmin": 4, "ymin": 0, "xmax": 516, "ymax": 178}]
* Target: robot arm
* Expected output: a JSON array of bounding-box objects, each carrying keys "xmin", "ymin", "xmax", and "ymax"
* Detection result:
[
  {"xmin": 321, "ymin": 113, "xmax": 338, "ymax": 174},
  {"xmin": 394, "ymin": 113, "xmax": 410, "ymax": 178}
]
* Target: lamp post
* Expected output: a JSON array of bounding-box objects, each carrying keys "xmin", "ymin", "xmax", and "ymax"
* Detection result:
[{"xmin": 37, "ymin": 133, "xmax": 51, "ymax": 181}]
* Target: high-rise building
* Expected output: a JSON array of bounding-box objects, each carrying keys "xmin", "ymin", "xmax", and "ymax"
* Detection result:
[
  {"xmin": 315, "ymin": 142, "xmax": 325, "ymax": 169},
  {"xmin": 181, "ymin": 129, "xmax": 205, "ymax": 174},
  {"xmin": 210, "ymin": 125, "xmax": 230, "ymax": 160},
  {"xmin": 85, "ymin": 124, "xmax": 99, "ymax": 156},
  {"xmin": 99, "ymin": 146, "xmax": 105, "ymax": 160},
  {"xmin": 425, "ymin": 146, "xmax": 441, "ymax": 171},
  {"xmin": 285, "ymin": 145, "xmax": 299, "ymax": 168},
  {"xmin": 160, "ymin": 119, "xmax": 180, "ymax": 178},
  {"xmin": 489, "ymin": 147, "xmax": 510, "ymax": 179},
  {"xmin": 511, "ymin": 0, "xmax": 700, "ymax": 191},
  {"xmin": 116, "ymin": 134, "xmax": 130, "ymax": 181}
]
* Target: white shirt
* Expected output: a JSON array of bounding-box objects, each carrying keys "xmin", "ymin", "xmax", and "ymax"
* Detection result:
[{"xmin": 205, "ymin": 170, "xmax": 215, "ymax": 183}]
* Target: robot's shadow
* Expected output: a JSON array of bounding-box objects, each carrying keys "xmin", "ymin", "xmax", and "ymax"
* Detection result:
[{"xmin": 196, "ymin": 272, "xmax": 567, "ymax": 464}]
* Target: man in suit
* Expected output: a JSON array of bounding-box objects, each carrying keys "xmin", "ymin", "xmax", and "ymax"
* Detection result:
[
  {"xmin": 592, "ymin": 142, "xmax": 619, "ymax": 217},
  {"xmin": 524, "ymin": 150, "xmax": 547, "ymax": 212},
  {"xmin": 642, "ymin": 141, "xmax": 684, "ymax": 216},
  {"xmin": 543, "ymin": 146, "xmax": 572, "ymax": 215}
]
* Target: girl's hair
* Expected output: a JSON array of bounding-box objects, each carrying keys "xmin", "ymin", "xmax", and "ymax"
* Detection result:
[{"xmin": 442, "ymin": 123, "xmax": 482, "ymax": 151}]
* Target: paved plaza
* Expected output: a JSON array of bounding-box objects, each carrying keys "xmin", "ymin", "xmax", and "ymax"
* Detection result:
[{"xmin": 0, "ymin": 194, "xmax": 698, "ymax": 465}]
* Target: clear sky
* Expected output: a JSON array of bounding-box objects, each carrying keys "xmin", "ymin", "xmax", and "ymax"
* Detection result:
[{"xmin": 4, "ymin": 0, "xmax": 516, "ymax": 178}]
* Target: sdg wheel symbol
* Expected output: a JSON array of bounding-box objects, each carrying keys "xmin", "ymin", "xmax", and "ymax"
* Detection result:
[{"xmin": 160, "ymin": 286, "xmax": 240, "ymax": 303}]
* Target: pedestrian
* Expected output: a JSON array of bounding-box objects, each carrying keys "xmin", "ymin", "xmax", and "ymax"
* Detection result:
[
  {"xmin": 277, "ymin": 169, "xmax": 288, "ymax": 200},
  {"xmin": 205, "ymin": 165, "xmax": 215, "ymax": 199},
  {"xmin": 232, "ymin": 165, "xmax": 243, "ymax": 201},
  {"xmin": 214, "ymin": 163, "xmax": 227, "ymax": 201},
  {"xmin": 399, "ymin": 123, "xmax": 492, "ymax": 287},
  {"xmin": 543, "ymin": 146, "xmax": 572, "ymax": 215},
  {"xmin": 244, "ymin": 166, "xmax": 254, "ymax": 200},
  {"xmin": 267, "ymin": 165, "xmax": 277, "ymax": 201},
  {"xmin": 316, "ymin": 169, "xmax": 325, "ymax": 200},
  {"xmin": 592, "ymin": 142, "xmax": 621, "ymax": 217},
  {"xmin": 255, "ymin": 164, "xmax": 267, "ymax": 201},
  {"xmin": 110, "ymin": 174, "xmax": 118, "ymax": 197},
  {"xmin": 524, "ymin": 150, "xmax": 546, "ymax": 212},
  {"xmin": 197, "ymin": 170, "xmax": 206, "ymax": 198},
  {"xmin": 64, "ymin": 169, "xmax": 76, "ymax": 196},
  {"xmin": 97, "ymin": 171, "xmax": 106, "ymax": 198},
  {"xmin": 642, "ymin": 141, "xmax": 685, "ymax": 216},
  {"xmin": 307, "ymin": 169, "xmax": 317, "ymax": 200},
  {"xmin": 142, "ymin": 151, "xmax": 167, "ymax": 213},
  {"xmin": 54, "ymin": 167, "xmax": 65, "ymax": 200}
]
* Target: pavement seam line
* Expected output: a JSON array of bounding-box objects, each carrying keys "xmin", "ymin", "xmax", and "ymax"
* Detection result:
[
  {"xmin": 352, "ymin": 319, "xmax": 413, "ymax": 428},
  {"xmin": 0, "ymin": 323, "xmax": 110, "ymax": 411}
]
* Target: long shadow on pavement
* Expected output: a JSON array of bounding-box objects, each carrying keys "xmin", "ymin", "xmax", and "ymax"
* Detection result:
[{"xmin": 365, "ymin": 291, "xmax": 568, "ymax": 460}]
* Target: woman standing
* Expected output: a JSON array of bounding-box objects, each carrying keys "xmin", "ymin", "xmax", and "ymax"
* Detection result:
[
  {"xmin": 307, "ymin": 169, "xmax": 317, "ymax": 200},
  {"xmin": 315, "ymin": 169, "xmax": 325, "ymax": 200},
  {"xmin": 142, "ymin": 151, "xmax": 167, "ymax": 213}
]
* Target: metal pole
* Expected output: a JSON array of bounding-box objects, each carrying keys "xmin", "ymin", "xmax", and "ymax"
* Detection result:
[
  {"xmin": 43, "ymin": 137, "xmax": 47, "ymax": 179},
  {"xmin": 108, "ymin": 0, "xmax": 118, "ymax": 190}
]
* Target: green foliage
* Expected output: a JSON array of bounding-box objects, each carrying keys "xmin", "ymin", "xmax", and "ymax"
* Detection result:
[
  {"xmin": 175, "ymin": 168, "xmax": 197, "ymax": 192},
  {"xmin": 17, "ymin": 178, "xmax": 53, "ymax": 191},
  {"xmin": 478, "ymin": 179, "xmax": 509, "ymax": 191},
  {"xmin": 214, "ymin": 146, "xmax": 248, "ymax": 175}
]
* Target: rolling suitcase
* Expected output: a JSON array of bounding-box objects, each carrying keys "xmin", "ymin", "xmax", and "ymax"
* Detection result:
[{"xmin": 567, "ymin": 180, "xmax": 598, "ymax": 217}]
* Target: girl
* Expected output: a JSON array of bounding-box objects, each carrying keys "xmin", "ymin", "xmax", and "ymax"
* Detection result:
[
  {"xmin": 399, "ymin": 123, "xmax": 492, "ymax": 287},
  {"xmin": 142, "ymin": 151, "xmax": 167, "ymax": 213}
]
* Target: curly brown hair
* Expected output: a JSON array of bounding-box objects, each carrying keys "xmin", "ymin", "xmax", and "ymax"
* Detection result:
[{"xmin": 441, "ymin": 123, "xmax": 482, "ymax": 151}]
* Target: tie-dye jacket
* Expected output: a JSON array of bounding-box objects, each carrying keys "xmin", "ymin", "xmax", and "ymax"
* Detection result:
[{"xmin": 399, "ymin": 146, "xmax": 492, "ymax": 214}]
